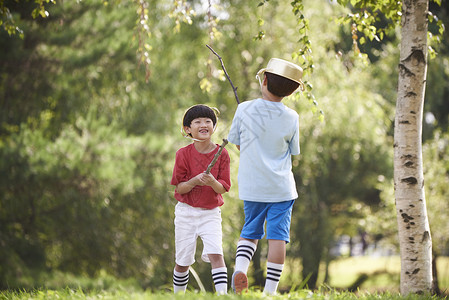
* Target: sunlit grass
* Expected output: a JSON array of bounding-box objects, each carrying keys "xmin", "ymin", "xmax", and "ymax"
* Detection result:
[
  {"xmin": 328, "ymin": 256, "xmax": 401, "ymax": 289},
  {"xmin": 281, "ymin": 256, "xmax": 449, "ymax": 293},
  {"xmin": 327, "ymin": 256, "xmax": 449, "ymax": 292}
]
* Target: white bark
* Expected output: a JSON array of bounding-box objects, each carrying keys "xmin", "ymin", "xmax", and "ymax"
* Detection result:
[{"xmin": 394, "ymin": 0, "xmax": 433, "ymax": 295}]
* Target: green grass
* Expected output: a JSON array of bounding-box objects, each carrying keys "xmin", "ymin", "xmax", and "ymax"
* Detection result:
[
  {"xmin": 0, "ymin": 289, "xmax": 446, "ymax": 300},
  {"xmin": 2, "ymin": 256, "xmax": 448, "ymax": 299}
]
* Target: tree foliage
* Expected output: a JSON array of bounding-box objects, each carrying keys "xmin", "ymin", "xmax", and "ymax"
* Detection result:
[{"xmin": 0, "ymin": 109, "xmax": 175, "ymax": 288}]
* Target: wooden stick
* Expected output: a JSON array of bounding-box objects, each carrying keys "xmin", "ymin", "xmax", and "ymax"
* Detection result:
[
  {"xmin": 206, "ymin": 44, "xmax": 240, "ymax": 104},
  {"xmin": 203, "ymin": 45, "xmax": 234, "ymax": 174},
  {"xmin": 205, "ymin": 139, "xmax": 228, "ymax": 174}
]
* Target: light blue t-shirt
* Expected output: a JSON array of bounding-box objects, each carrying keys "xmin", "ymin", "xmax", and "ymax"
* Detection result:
[{"xmin": 228, "ymin": 98, "xmax": 300, "ymax": 202}]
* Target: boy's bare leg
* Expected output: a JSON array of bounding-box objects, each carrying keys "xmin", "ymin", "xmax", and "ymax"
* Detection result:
[
  {"xmin": 264, "ymin": 239, "xmax": 286, "ymax": 295},
  {"xmin": 175, "ymin": 264, "xmax": 189, "ymax": 272},
  {"xmin": 208, "ymin": 254, "xmax": 226, "ymax": 268},
  {"xmin": 208, "ymin": 254, "xmax": 228, "ymax": 294},
  {"xmin": 173, "ymin": 264, "xmax": 190, "ymax": 293},
  {"xmin": 267, "ymin": 239, "xmax": 286, "ymax": 264}
]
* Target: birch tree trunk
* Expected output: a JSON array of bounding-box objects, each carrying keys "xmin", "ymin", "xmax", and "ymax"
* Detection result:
[{"xmin": 394, "ymin": 0, "xmax": 433, "ymax": 294}]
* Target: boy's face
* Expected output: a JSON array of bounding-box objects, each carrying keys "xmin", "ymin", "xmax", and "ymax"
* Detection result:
[{"xmin": 184, "ymin": 117, "xmax": 214, "ymax": 141}]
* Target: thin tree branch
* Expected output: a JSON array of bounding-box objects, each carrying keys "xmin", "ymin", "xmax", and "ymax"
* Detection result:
[{"xmin": 206, "ymin": 44, "xmax": 240, "ymax": 104}]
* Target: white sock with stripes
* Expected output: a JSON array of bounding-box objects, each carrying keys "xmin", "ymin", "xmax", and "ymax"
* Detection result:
[
  {"xmin": 234, "ymin": 240, "xmax": 257, "ymax": 274},
  {"xmin": 263, "ymin": 261, "xmax": 284, "ymax": 295},
  {"xmin": 211, "ymin": 267, "xmax": 228, "ymax": 295},
  {"xmin": 173, "ymin": 269, "xmax": 189, "ymax": 293}
]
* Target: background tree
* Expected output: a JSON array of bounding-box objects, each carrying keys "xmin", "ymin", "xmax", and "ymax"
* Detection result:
[
  {"xmin": 393, "ymin": 0, "xmax": 433, "ymax": 294},
  {"xmin": 334, "ymin": 0, "xmax": 445, "ymax": 294},
  {"xmin": 0, "ymin": 0, "xmax": 181, "ymax": 288}
]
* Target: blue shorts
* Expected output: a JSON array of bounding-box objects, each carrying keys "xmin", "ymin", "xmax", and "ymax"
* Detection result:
[{"xmin": 240, "ymin": 200, "xmax": 295, "ymax": 243}]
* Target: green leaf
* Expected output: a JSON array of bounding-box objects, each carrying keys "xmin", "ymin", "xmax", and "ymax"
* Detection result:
[
  {"xmin": 39, "ymin": 10, "xmax": 49, "ymax": 18},
  {"xmin": 306, "ymin": 81, "xmax": 313, "ymax": 91},
  {"xmin": 32, "ymin": 8, "xmax": 41, "ymax": 19}
]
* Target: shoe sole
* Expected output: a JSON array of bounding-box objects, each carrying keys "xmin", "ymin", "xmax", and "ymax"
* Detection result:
[{"xmin": 233, "ymin": 272, "xmax": 248, "ymax": 294}]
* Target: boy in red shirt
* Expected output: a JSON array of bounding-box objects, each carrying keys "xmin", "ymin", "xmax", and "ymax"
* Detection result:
[{"xmin": 171, "ymin": 104, "xmax": 231, "ymax": 294}]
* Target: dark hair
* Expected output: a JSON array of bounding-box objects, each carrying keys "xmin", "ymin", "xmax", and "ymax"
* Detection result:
[
  {"xmin": 183, "ymin": 104, "xmax": 217, "ymax": 127},
  {"xmin": 266, "ymin": 72, "xmax": 300, "ymax": 97}
]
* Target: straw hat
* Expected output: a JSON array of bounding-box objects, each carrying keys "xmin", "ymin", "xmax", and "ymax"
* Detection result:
[{"xmin": 257, "ymin": 58, "xmax": 305, "ymax": 91}]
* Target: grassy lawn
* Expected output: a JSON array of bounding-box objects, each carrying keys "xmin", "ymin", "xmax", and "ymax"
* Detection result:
[
  {"xmin": 0, "ymin": 289, "xmax": 446, "ymax": 300},
  {"xmin": 1, "ymin": 256, "xmax": 448, "ymax": 299}
]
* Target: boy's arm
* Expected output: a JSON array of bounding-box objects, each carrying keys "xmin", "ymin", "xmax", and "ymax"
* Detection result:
[
  {"xmin": 175, "ymin": 174, "xmax": 202, "ymax": 194},
  {"xmin": 210, "ymin": 149, "xmax": 231, "ymax": 194},
  {"xmin": 201, "ymin": 173, "xmax": 226, "ymax": 194},
  {"xmin": 177, "ymin": 173, "xmax": 226, "ymax": 194}
]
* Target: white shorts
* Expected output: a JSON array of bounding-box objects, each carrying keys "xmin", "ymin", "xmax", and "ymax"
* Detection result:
[{"xmin": 174, "ymin": 202, "xmax": 223, "ymax": 266}]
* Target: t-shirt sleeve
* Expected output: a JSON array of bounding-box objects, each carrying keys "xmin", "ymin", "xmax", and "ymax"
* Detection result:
[
  {"xmin": 171, "ymin": 149, "xmax": 188, "ymax": 186},
  {"xmin": 217, "ymin": 149, "xmax": 231, "ymax": 192},
  {"xmin": 289, "ymin": 115, "xmax": 300, "ymax": 155},
  {"xmin": 227, "ymin": 106, "xmax": 241, "ymax": 146}
]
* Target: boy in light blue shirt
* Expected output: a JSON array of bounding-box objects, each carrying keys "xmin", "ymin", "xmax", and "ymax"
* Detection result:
[{"xmin": 228, "ymin": 58, "xmax": 304, "ymax": 295}]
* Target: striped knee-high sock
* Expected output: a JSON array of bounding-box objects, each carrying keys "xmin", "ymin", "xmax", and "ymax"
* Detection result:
[
  {"xmin": 234, "ymin": 240, "xmax": 257, "ymax": 274},
  {"xmin": 173, "ymin": 269, "xmax": 189, "ymax": 293},
  {"xmin": 211, "ymin": 267, "xmax": 228, "ymax": 295},
  {"xmin": 264, "ymin": 262, "xmax": 284, "ymax": 295}
]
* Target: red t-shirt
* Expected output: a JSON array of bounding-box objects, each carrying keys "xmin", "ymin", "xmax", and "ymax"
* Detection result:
[{"xmin": 171, "ymin": 143, "xmax": 231, "ymax": 209}]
